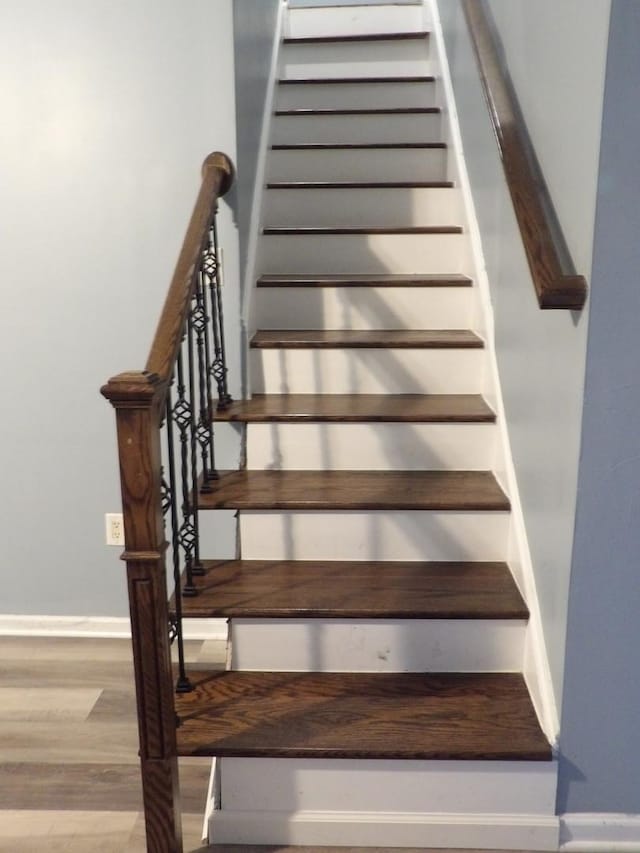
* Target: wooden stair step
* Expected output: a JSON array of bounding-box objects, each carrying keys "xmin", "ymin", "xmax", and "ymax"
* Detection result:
[
  {"xmin": 215, "ymin": 393, "xmax": 494, "ymax": 423},
  {"xmin": 175, "ymin": 671, "xmax": 551, "ymax": 760},
  {"xmin": 271, "ymin": 143, "xmax": 446, "ymax": 150},
  {"xmin": 275, "ymin": 107, "xmax": 441, "ymax": 116},
  {"xmin": 197, "ymin": 470, "xmax": 510, "ymax": 511},
  {"xmin": 283, "ymin": 32, "xmax": 430, "ymax": 45},
  {"xmin": 177, "ymin": 559, "xmax": 527, "ymax": 619},
  {"xmin": 257, "ymin": 274, "xmax": 472, "ymax": 288},
  {"xmin": 267, "ymin": 180, "xmax": 454, "ymax": 189},
  {"xmin": 263, "ymin": 226, "xmax": 461, "ymax": 236},
  {"xmin": 279, "ymin": 76, "xmax": 435, "ymax": 85},
  {"xmin": 250, "ymin": 329, "xmax": 483, "ymax": 349}
]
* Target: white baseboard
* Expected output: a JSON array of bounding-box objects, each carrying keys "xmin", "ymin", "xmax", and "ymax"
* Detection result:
[
  {"xmin": 210, "ymin": 809, "xmax": 559, "ymax": 850},
  {"xmin": 0, "ymin": 615, "xmax": 227, "ymax": 640},
  {"xmin": 560, "ymin": 813, "xmax": 640, "ymax": 851}
]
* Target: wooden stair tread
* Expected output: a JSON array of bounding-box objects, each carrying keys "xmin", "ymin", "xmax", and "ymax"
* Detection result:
[
  {"xmin": 275, "ymin": 107, "xmax": 441, "ymax": 116},
  {"xmin": 257, "ymin": 274, "xmax": 471, "ymax": 288},
  {"xmin": 267, "ymin": 181, "xmax": 454, "ymax": 189},
  {"xmin": 177, "ymin": 560, "xmax": 528, "ymax": 619},
  {"xmin": 263, "ymin": 226, "xmax": 461, "ymax": 236},
  {"xmin": 175, "ymin": 671, "xmax": 551, "ymax": 760},
  {"xmin": 279, "ymin": 76, "xmax": 435, "ymax": 85},
  {"xmin": 215, "ymin": 394, "xmax": 494, "ymax": 423},
  {"xmin": 197, "ymin": 470, "xmax": 510, "ymax": 511},
  {"xmin": 250, "ymin": 329, "xmax": 483, "ymax": 349},
  {"xmin": 283, "ymin": 32, "xmax": 430, "ymax": 45},
  {"xmin": 271, "ymin": 143, "xmax": 446, "ymax": 150}
]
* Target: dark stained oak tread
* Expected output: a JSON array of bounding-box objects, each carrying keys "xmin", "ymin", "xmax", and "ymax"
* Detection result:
[
  {"xmin": 271, "ymin": 142, "xmax": 446, "ymax": 150},
  {"xmin": 263, "ymin": 226, "xmax": 461, "ymax": 236},
  {"xmin": 177, "ymin": 560, "xmax": 528, "ymax": 619},
  {"xmin": 175, "ymin": 671, "xmax": 551, "ymax": 760},
  {"xmin": 267, "ymin": 180, "xmax": 455, "ymax": 189},
  {"xmin": 257, "ymin": 274, "xmax": 472, "ymax": 288},
  {"xmin": 275, "ymin": 107, "xmax": 441, "ymax": 116},
  {"xmin": 279, "ymin": 76, "xmax": 435, "ymax": 85},
  {"xmin": 197, "ymin": 470, "xmax": 510, "ymax": 511},
  {"xmin": 250, "ymin": 329, "xmax": 483, "ymax": 349},
  {"xmin": 283, "ymin": 32, "xmax": 430, "ymax": 45},
  {"xmin": 215, "ymin": 393, "xmax": 494, "ymax": 423}
]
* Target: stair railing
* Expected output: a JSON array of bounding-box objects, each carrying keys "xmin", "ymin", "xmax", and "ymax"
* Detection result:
[
  {"xmin": 462, "ymin": 0, "xmax": 587, "ymax": 309},
  {"xmin": 101, "ymin": 151, "xmax": 234, "ymax": 853}
]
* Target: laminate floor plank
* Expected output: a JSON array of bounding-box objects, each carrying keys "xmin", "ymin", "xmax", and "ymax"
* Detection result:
[{"xmin": 0, "ymin": 687, "xmax": 101, "ymax": 721}]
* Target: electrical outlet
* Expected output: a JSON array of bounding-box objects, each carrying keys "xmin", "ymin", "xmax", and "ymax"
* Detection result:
[{"xmin": 105, "ymin": 513, "xmax": 125, "ymax": 546}]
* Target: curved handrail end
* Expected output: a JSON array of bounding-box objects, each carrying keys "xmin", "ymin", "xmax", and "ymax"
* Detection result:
[
  {"xmin": 540, "ymin": 275, "xmax": 587, "ymax": 310},
  {"xmin": 202, "ymin": 151, "xmax": 235, "ymax": 196}
]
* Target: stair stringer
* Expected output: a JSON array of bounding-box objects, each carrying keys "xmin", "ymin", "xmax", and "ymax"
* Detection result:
[{"xmin": 428, "ymin": 0, "xmax": 560, "ymax": 744}]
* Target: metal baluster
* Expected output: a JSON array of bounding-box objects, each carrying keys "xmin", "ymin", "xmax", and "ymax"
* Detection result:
[
  {"xmin": 191, "ymin": 269, "xmax": 215, "ymax": 491},
  {"xmin": 204, "ymin": 210, "xmax": 232, "ymax": 411},
  {"xmin": 165, "ymin": 388, "xmax": 192, "ymax": 693},
  {"xmin": 199, "ymin": 262, "xmax": 219, "ymax": 483},
  {"xmin": 173, "ymin": 349, "xmax": 198, "ymax": 596},
  {"xmin": 186, "ymin": 311, "xmax": 204, "ymax": 577}
]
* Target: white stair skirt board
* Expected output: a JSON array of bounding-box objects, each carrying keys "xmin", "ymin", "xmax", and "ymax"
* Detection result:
[
  {"xmin": 239, "ymin": 510, "xmax": 509, "ymax": 561},
  {"xmin": 263, "ymin": 186, "xmax": 461, "ymax": 226},
  {"xmin": 230, "ymin": 618, "xmax": 525, "ymax": 672},
  {"xmin": 267, "ymin": 148, "xmax": 446, "ymax": 182},
  {"xmin": 253, "ymin": 284, "xmax": 472, "ymax": 330},
  {"xmin": 287, "ymin": 6, "xmax": 423, "ymax": 38},
  {"xmin": 280, "ymin": 41, "xmax": 432, "ymax": 80},
  {"xmin": 250, "ymin": 348, "xmax": 483, "ymax": 395},
  {"xmin": 258, "ymin": 234, "xmax": 472, "ymax": 276},
  {"xmin": 246, "ymin": 422, "xmax": 497, "ymax": 470},
  {"xmin": 0, "ymin": 615, "xmax": 227, "ymax": 640},
  {"xmin": 560, "ymin": 813, "xmax": 640, "ymax": 852},
  {"xmin": 210, "ymin": 809, "xmax": 559, "ymax": 850},
  {"xmin": 271, "ymin": 112, "xmax": 442, "ymax": 145},
  {"xmin": 276, "ymin": 81, "xmax": 438, "ymax": 111}
]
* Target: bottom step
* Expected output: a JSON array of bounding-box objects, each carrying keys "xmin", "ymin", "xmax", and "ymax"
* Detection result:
[{"xmin": 176, "ymin": 671, "xmax": 550, "ymax": 760}]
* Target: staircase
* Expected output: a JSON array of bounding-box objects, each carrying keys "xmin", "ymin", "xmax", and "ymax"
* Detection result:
[{"xmin": 174, "ymin": 2, "xmax": 558, "ymax": 849}]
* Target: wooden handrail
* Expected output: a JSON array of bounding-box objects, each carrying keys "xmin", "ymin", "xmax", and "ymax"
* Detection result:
[
  {"xmin": 146, "ymin": 151, "xmax": 234, "ymax": 383},
  {"xmin": 462, "ymin": 0, "xmax": 587, "ymax": 309},
  {"xmin": 101, "ymin": 150, "xmax": 234, "ymax": 853}
]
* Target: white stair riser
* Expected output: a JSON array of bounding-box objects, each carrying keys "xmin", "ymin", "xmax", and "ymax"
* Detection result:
[
  {"xmin": 267, "ymin": 148, "xmax": 446, "ymax": 182},
  {"xmin": 218, "ymin": 757, "xmax": 558, "ymax": 814},
  {"xmin": 287, "ymin": 6, "xmax": 424, "ymax": 38},
  {"xmin": 280, "ymin": 40, "xmax": 432, "ymax": 80},
  {"xmin": 250, "ymin": 348, "xmax": 483, "ymax": 395},
  {"xmin": 231, "ymin": 618, "xmax": 525, "ymax": 672},
  {"xmin": 239, "ymin": 511, "xmax": 509, "ymax": 561},
  {"xmin": 264, "ymin": 187, "xmax": 461, "ymax": 226},
  {"xmin": 276, "ymin": 81, "xmax": 437, "ymax": 111},
  {"xmin": 271, "ymin": 112, "xmax": 442, "ymax": 145},
  {"xmin": 254, "ymin": 285, "xmax": 472, "ymax": 330},
  {"xmin": 258, "ymin": 234, "xmax": 472, "ymax": 276},
  {"xmin": 246, "ymin": 422, "xmax": 497, "ymax": 470}
]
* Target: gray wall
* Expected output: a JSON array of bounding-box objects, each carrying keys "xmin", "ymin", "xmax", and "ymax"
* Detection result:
[
  {"xmin": 437, "ymin": 0, "xmax": 608, "ymax": 705},
  {"xmin": 0, "ymin": 0, "xmax": 238, "ymax": 616},
  {"xmin": 559, "ymin": 0, "xmax": 640, "ymax": 814},
  {"xmin": 233, "ymin": 0, "xmax": 281, "ymax": 284}
]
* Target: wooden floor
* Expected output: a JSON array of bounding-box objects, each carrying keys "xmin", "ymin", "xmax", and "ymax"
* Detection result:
[{"xmin": 0, "ymin": 636, "xmax": 537, "ymax": 853}]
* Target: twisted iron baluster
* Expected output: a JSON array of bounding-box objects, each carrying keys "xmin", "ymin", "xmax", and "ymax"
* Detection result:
[
  {"xmin": 186, "ymin": 310, "xmax": 204, "ymax": 577},
  {"xmin": 165, "ymin": 387, "xmax": 192, "ymax": 693},
  {"xmin": 191, "ymin": 268, "xmax": 215, "ymax": 491},
  {"xmin": 173, "ymin": 350, "xmax": 198, "ymax": 596},
  {"xmin": 204, "ymin": 209, "xmax": 232, "ymax": 412}
]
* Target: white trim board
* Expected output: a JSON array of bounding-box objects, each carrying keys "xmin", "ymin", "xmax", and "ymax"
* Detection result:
[
  {"xmin": 0, "ymin": 615, "xmax": 227, "ymax": 640},
  {"xmin": 560, "ymin": 813, "xmax": 640, "ymax": 851},
  {"xmin": 209, "ymin": 809, "xmax": 559, "ymax": 850}
]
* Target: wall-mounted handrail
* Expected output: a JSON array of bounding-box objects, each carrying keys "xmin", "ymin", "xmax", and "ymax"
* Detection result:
[
  {"xmin": 462, "ymin": 0, "xmax": 587, "ymax": 310},
  {"xmin": 101, "ymin": 150, "xmax": 235, "ymax": 853}
]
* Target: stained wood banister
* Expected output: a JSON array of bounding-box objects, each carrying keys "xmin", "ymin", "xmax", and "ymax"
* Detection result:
[
  {"xmin": 101, "ymin": 150, "xmax": 235, "ymax": 853},
  {"xmin": 462, "ymin": 0, "xmax": 587, "ymax": 310},
  {"xmin": 146, "ymin": 151, "xmax": 234, "ymax": 384}
]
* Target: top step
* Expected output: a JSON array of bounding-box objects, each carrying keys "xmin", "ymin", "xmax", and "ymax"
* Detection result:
[{"xmin": 288, "ymin": 5, "xmax": 424, "ymax": 39}]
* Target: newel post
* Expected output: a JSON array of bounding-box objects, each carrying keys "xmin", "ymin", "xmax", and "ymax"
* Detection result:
[{"xmin": 101, "ymin": 371, "xmax": 183, "ymax": 853}]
